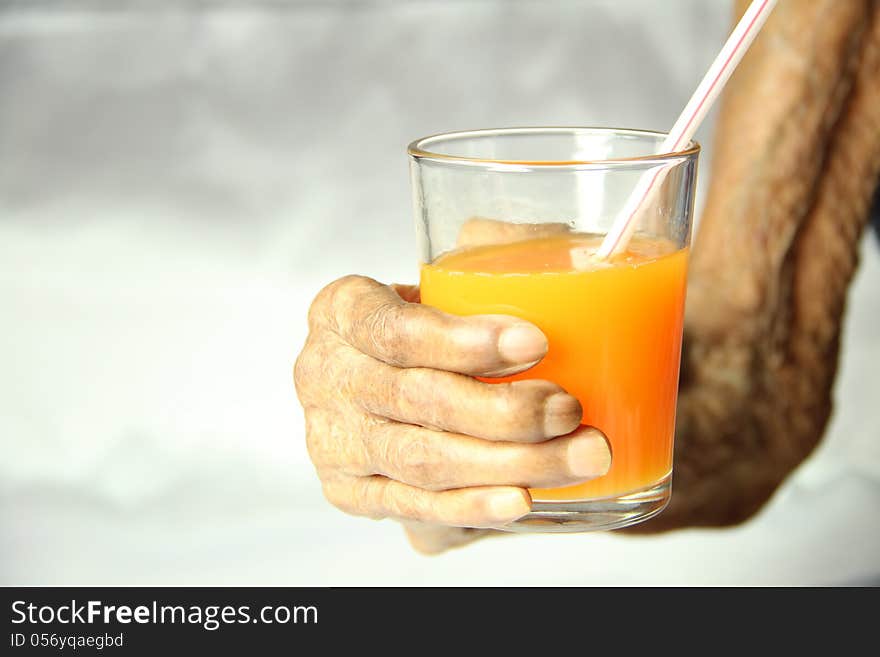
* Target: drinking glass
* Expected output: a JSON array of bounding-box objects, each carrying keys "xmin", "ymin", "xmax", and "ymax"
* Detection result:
[{"xmin": 409, "ymin": 127, "xmax": 699, "ymax": 532}]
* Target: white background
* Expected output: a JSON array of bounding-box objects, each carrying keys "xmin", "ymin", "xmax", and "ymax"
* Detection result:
[{"xmin": 1, "ymin": 0, "xmax": 878, "ymax": 585}]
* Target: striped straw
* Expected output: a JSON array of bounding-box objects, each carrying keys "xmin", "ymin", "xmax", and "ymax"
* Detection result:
[{"xmin": 595, "ymin": 0, "xmax": 779, "ymax": 259}]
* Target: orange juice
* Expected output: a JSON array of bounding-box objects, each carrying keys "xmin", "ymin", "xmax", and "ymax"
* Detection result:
[{"xmin": 420, "ymin": 233, "xmax": 688, "ymax": 501}]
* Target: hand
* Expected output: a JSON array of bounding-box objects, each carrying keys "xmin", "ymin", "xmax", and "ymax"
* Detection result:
[{"xmin": 293, "ymin": 275, "xmax": 611, "ymax": 553}]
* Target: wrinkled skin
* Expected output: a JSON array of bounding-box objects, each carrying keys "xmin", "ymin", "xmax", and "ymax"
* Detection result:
[
  {"xmin": 294, "ymin": 0, "xmax": 880, "ymax": 553},
  {"xmin": 294, "ymin": 221, "xmax": 612, "ymax": 554}
]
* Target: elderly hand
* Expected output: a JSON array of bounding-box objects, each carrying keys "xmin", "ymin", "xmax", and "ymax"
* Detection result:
[{"xmin": 293, "ymin": 274, "xmax": 611, "ymax": 553}]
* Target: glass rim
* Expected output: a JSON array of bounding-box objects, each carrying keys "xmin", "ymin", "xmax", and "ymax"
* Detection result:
[{"xmin": 407, "ymin": 126, "xmax": 701, "ymax": 169}]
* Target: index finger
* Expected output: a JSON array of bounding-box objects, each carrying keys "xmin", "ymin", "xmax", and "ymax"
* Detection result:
[{"xmin": 309, "ymin": 275, "xmax": 547, "ymax": 377}]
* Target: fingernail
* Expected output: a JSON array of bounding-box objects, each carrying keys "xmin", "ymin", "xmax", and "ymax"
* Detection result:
[
  {"xmin": 487, "ymin": 490, "xmax": 531, "ymax": 522},
  {"xmin": 543, "ymin": 392, "xmax": 582, "ymax": 437},
  {"xmin": 498, "ymin": 324, "xmax": 547, "ymax": 364},
  {"xmin": 567, "ymin": 429, "xmax": 612, "ymax": 479}
]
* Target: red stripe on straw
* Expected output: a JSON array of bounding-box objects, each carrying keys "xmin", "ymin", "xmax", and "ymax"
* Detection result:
[
  {"xmin": 672, "ymin": 0, "xmax": 772, "ymax": 151},
  {"xmin": 596, "ymin": 0, "xmax": 778, "ymax": 259}
]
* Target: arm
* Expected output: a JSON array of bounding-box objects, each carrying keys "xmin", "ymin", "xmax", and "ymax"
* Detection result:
[{"xmin": 633, "ymin": 0, "xmax": 880, "ymax": 531}]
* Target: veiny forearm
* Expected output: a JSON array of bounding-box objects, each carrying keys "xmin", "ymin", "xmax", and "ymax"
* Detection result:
[{"xmin": 635, "ymin": 0, "xmax": 880, "ymax": 531}]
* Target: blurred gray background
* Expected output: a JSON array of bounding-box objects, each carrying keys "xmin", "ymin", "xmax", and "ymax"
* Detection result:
[{"xmin": 1, "ymin": 0, "xmax": 878, "ymax": 585}]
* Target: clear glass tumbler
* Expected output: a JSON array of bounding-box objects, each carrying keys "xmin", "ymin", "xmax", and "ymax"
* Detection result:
[{"xmin": 409, "ymin": 127, "xmax": 699, "ymax": 532}]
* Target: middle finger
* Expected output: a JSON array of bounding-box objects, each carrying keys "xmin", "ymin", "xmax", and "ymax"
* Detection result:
[{"xmin": 343, "ymin": 343, "xmax": 583, "ymax": 442}]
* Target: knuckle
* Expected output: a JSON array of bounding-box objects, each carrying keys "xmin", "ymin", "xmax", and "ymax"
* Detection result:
[
  {"xmin": 495, "ymin": 382, "xmax": 543, "ymax": 430},
  {"xmin": 401, "ymin": 366, "xmax": 432, "ymax": 390},
  {"xmin": 363, "ymin": 422, "xmax": 392, "ymax": 470},
  {"xmin": 308, "ymin": 414, "xmax": 373, "ymax": 477},
  {"xmin": 303, "ymin": 415, "xmax": 331, "ymax": 465},
  {"xmin": 366, "ymin": 423, "xmax": 438, "ymax": 488},
  {"xmin": 494, "ymin": 382, "xmax": 524, "ymax": 416},
  {"xmin": 336, "ymin": 418, "xmax": 377, "ymax": 477},
  {"xmin": 395, "ymin": 368, "xmax": 437, "ymax": 418},
  {"xmin": 392, "ymin": 431, "xmax": 439, "ymax": 488},
  {"xmin": 309, "ymin": 275, "xmax": 375, "ymax": 330},
  {"xmin": 292, "ymin": 349, "xmax": 312, "ymax": 398},
  {"xmin": 507, "ymin": 443, "xmax": 541, "ymax": 477},
  {"xmin": 323, "ymin": 478, "xmax": 386, "ymax": 520},
  {"xmin": 447, "ymin": 320, "xmax": 503, "ymax": 370},
  {"xmin": 295, "ymin": 333, "xmax": 358, "ymax": 407},
  {"xmin": 410, "ymin": 369, "xmax": 469, "ymax": 434},
  {"xmin": 377, "ymin": 426, "xmax": 455, "ymax": 492},
  {"xmin": 292, "ymin": 334, "xmax": 328, "ymax": 402},
  {"xmin": 308, "ymin": 281, "xmax": 338, "ymax": 330},
  {"xmin": 474, "ymin": 492, "xmax": 509, "ymax": 525},
  {"xmin": 321, "ymin": 480, "xmax": 356, "ymax": 515},
  {"xmin": 441, "ymin": 492, "xmax": 484, "ymax": 527},
  {"xmin": 383, "ymin": 483, "xmax": 422, "ymax": 521},
  {"xmin": 363, "ymin": 301, "xmax": 409, "ymax": 366},
  {"xmin": 362, "ymin": 477, "xmax": 391, "ymax": 520}
]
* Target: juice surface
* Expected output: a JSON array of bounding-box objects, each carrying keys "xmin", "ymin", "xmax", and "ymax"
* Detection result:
[{"xmin": 420, "ymin": 233, "xmax": 688, "ymax": 500}]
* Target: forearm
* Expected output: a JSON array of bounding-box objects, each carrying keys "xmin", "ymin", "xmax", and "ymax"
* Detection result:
[{"xmin": 638, "ymin": 0, "xmax": 880, "ymax": 530}]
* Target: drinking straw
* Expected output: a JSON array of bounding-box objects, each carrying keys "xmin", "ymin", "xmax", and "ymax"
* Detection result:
[{"xmin": 594, "ymin": 0, "xmax": 779, "ymax": 260}]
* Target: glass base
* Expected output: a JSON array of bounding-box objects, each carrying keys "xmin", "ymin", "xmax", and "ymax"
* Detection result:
[{"xmin": 499, "ymin": 474, "xmax": 672, "ymax": 533}]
